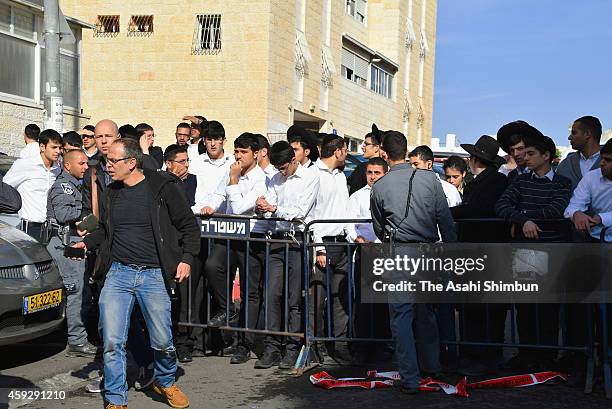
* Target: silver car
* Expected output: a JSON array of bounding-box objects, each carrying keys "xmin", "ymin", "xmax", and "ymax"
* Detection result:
[{"xmin": 0, "ymin": 221, "xmax": 66, "ymax": 346}]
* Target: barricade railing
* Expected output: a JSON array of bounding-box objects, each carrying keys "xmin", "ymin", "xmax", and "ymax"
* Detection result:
[
  {"xmin": 175, "ymin": 214, "xmax": 609, "ymax": 386},
  {"xmin": 177, "ymin": 214, "xmax": 309, "ymax": 363},
  {"xmin": 598, "ymin": 226, "xmax": 611, "ymax": 398},
  {"xmin": 303, "ymin": 217, "xmax": 607, "ymax": 392}
]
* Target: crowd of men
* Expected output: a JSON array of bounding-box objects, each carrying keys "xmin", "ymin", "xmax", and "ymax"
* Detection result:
[{"xmin": 0, "ymin": 114, "xmax": 610, "ymax": 407}]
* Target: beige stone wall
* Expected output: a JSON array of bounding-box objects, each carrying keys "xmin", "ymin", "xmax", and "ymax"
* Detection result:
[
  {"xmin": 266, "ymin": 0, "xmax": 436, "ymax": 145},
  {"xmin": 61, "ymin": 0, "xmax": 436, "ymax": 149},
  {"xmin": 0, "ymin": 98, "xmax": 89, "ymax": 156},
  {"xmin": 61, "ymin": 0, "xmax": 272, "ymax": 148}
]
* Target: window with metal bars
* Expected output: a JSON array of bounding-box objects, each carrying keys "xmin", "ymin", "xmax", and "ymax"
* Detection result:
[
  {"xmin": 128, "ymin": 15, "xmax": 153, "ymax": 36},
  {"xmin": 192, "ymin": 14, "xmax": 221, "ymax": 54},
  {"xmin": 94, "ymin": 15, "xmax": 120, "ymax": 36}
]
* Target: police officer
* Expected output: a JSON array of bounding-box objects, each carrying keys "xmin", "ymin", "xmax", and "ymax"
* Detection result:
[
  {"xmin": 370, "ymin": 130, "xmax": 456, "ymax": 394},
  {"xmin": 47, "ymin": 149, "xmax": 97, "ymax": 357}
]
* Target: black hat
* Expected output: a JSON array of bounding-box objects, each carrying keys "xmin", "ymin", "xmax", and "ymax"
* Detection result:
[
  {"xmin": 460, "ymin": 135, "xmax": 507, "ymax": 167},
  {"xmin": 497, "ymin": 120, "xmax": 545, "ymax": 154},
  {"xmin": 287, "ymin": 125, "xmax": 319, "ymax": 161}
]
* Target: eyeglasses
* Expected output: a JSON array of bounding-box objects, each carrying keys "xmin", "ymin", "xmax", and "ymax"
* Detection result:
[
  {"xmin": 361, "ymin": 142, "xmax": 377, "ymax": 147},
  {"xmin": 107, "ymin": 157, "xmax": 133, "ymax": 165},
  {"xmin": 168, "ymin": 159, "xmax": 190, "ymax": 165}
]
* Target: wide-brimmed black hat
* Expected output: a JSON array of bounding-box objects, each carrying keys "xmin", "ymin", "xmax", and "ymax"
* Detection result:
[
  {"xmin": 461, "ymin": 135, "xmax": 507, "ymax": 167},
  {"xmin": 497, "ymin": 120, "xmax": 545, "ymax": 154},
  {"xmin": 287, "ymin": 124, "xmax": 319, "ymax": 161}
]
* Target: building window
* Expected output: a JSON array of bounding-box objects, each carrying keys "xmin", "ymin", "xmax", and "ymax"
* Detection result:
[
  {"xmin": 192, "ymin": 14, "xmax": 221, "ymax": 55},
  {"xmin": 0, "ymin": 4, "xmax": 36, "ymax": 99},
  {"xmin": 346, "ymin": 0, "xmax": 366, "ymax": 23},
  {"xmin": 128, "ymin": 15, "xmax": 153, "ymax": 36},
  {"xmin": 94, "ymin": 15, "xmax": 120, "ymax": 36},
  {"xmin": 371, "ymin": 65, "xmax": 392, "ymax": 98},
  {"xmin": 341, "ymin": 48, "xmax": 368, "ymax": 87}
]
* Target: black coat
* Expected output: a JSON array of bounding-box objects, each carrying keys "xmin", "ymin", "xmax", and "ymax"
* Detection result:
[
  {"xmin": 84, "ymin": 169, "xmax": 201, "ymax": 288},
  {"xmin": 451, "ymin": 167, "xmax": 509, "ymax": 242},
  {"xmin": 347, "ymin": 161, "xmax": 368, "ymax": 195}
]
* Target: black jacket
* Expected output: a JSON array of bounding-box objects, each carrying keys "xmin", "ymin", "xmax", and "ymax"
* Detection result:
[
  {"xmin": 84, "ymin": 169, "xmax": 201, "ymax": 287},
  {"xmin": 347, "ymin": 161, "xmax": 368, "ymax": 195},
  {"xmin": 451, "ymin": 167, "xmax": 509, "ymax": 242}
]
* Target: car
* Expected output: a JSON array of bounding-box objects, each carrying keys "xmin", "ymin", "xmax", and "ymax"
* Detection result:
[
  {"xmin": 0, "ymin": 221, "xmax": 66, "ymax": 346},
  {"xmin": 343, "ymin": 153, "xmax": 366, "ymax": 178}
]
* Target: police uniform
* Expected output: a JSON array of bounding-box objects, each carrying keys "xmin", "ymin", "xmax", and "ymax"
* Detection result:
[{"xmin": 46, "ymin": 171, "xmax": 91, "ymax": 348}]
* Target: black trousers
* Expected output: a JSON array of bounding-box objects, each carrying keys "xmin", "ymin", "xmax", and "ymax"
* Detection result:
[
  {"xmin": 310, "ymin": 241, "xmax": 350, "ymax": 343},
  {"xmin": 460, "ymin": 303, "xmax": 507, "ymax": 359},
  {"xmin": 175, "ymin": 238, "xmax": 209, "ymax": 352},
  {"xmin": 353, "ymin": 248, "xmax": 390, "ymax": 340},
  {"xmin": 206, "ymin": 237, "xmax": 265, "ymax": 349},
  {"xmin": 264, "ymin": 241, "xmax": 303, "ymax": 353},
  {"xmin": 516, "ymin": 303, "xmax": 559, "ymax": 360}
]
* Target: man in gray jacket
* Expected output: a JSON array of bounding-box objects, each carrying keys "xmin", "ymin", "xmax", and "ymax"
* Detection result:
[
  {"xmin": 370, "ymin": 130, "xmax": 456, "ymax": 394},
  {"xmin": 557, "ymin": 115, "xmax": 602, "ymax": 191}
]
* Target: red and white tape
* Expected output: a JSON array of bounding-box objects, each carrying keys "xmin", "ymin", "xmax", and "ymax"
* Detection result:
[{"xmin": 310, "ymin": 370, "xmax": 567, "ymax": 398}]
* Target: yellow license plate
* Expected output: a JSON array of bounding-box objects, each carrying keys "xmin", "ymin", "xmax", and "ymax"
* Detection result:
[{"xmin": 23, "ymin": 289, "xmax": 62, "ymax": 315}]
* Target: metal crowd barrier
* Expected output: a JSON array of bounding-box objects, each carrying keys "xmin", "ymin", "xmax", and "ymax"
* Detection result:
[
  {"xmin": 599, "ymin": 226, "xmax": 611, "ymax": 398},
  {"xmin": 177, "ymin": 214, "xmax": 309, "ymax": 363},
  {"xmin": 175, "ymin": 214, "xmax": 610, "ymax": 390}
]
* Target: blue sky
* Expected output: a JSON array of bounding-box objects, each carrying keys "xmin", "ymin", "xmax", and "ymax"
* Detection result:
[{"xmin": 432, "ymin": 0, "xmax": 612, "ymax": 147}]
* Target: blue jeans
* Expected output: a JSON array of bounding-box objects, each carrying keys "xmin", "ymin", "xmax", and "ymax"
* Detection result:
[{"xmin": 99, "ymin": 262, "xmax": 176, "ymax": 405}]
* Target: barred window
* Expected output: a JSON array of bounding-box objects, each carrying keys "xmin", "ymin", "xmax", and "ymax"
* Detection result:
[
  {"xmin": 128, "ymin": 15, "xmax": 153, "ymax": 36},
  {"xmin": 192, "ymin": 14, "xmax": 221, "ymax": 55},
  {"xmin": 94, "ymin": 15, "xmax": 120, "ymax": 37}
]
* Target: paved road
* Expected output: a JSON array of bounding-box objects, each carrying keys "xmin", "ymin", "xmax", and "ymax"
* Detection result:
[{"xmin": 1, "ymin": 347, "xmax": 610, "ymax": 409}]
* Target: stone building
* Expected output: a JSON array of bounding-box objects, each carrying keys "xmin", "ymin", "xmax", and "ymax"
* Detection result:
[{"xmin": 59, "ymin": 0, "xmax": 438, "ymax": 150}]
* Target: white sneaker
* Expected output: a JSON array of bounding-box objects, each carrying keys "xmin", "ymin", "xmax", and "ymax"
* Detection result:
[
  {"xmin": 85, "ymin": 376, "xmax": 103, "ymax": 393},
  {"xmin": 134, "ymin": 364, "xmax": 155, "ymax": 391}
]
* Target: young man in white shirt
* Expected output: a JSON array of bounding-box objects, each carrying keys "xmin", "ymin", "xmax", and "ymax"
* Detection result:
[
  {"xmin": 347, "ymin": 157, "xmax": 388, "ymax": 244},
  {"xmin": 564, "ymin": 138, "xmax": 612, "ymax": 242},
  {"xmin": 18, "ymin": 123, "xmax": 41, "ymax": 159},
  {"xmin": 191, "ymin": 121, "xmax": 234, "ymax": 214},
  {"xmin": 309, "ymin": 134, "xmax": 353, "ymax": 364},
  {"xmin": 408, "ymin": 145, "xmax": 462, "ymax": 208},
  {"xmin": 254, "ymin": 133, "xmax": 277, "ymax": 183},
  {"xmin": 5, "ymin": 129, "xmax": 62, "ymax": 240},
  {"xmin": 202, "ymin": 134, "xmax": 268, "ymax": 365},
  {"xmin": 347, "ymin": 157, "xmax": 389, "ymax": 354},
  {"xmin": 255, "ymin": 141, "xmax": 320, "ymax": 369},
  {"xmin": 287, "ymin": 124, "xmax": 319, "ymax": 169}
]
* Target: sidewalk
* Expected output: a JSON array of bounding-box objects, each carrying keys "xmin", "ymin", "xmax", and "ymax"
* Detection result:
[{"xmin": 14, "ymin": 354, "xmax": 612, "ymax": 409}]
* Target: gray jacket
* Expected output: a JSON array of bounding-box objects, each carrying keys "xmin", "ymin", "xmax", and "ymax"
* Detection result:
[
  {"xmin": 370, "ymin": 163, "xmax": 457, "ymax": 243},
  {"xmin": 47, "ymin": 171, "xmax": 83, "ymax": 225},
  {"xmin": 556, "ymin": 151, "xmax": 600, "ymax": 191}
]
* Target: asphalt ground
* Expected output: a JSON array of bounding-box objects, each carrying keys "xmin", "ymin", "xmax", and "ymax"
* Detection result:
[{"xmin": 1, "ymin": 332, "xmax": 610, "ymax": 409}]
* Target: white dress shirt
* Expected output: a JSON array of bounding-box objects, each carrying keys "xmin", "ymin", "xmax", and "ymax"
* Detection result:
[
  {"xmin": 579, "ymin": 152, "xmax": 600, "ymax": 178},
  {"xmin": 310, "ymin": 159, "xmax": 351, "ymax": 243},
  {"xmin": 262, "ymin": 163, "xmax": 278, "ymax": 185},
  {"xmin": 4, "ymin": 154, "xmax": 61, "ymax": 222},
  {"xmin": 564, "ymin": 168, "xmax": 612, "ymax": 242},
  {"xmin": 436, "ymin": 174, "xmax": 462, "ymax": 207},
  {"xmin": 346, "ymin": 185, "xmax": 379, "ymax": 243},
  {"xmin": 206, "ymin": 165, "xmax": 269, "ymax": 233},
  {"xmin": 263, "ymin": 163, "xmax": 320, "ymax": 232},
  {"xmin": 187, "ymin": 143, "xmax": 200, "ymax": 162},
  {"xmin": 189, "ymin": 151, "xmax": 234, "ymax": 213},
  {"xmin": 19, "ymin": 142, "xmax": 39, "ymax": 159}
]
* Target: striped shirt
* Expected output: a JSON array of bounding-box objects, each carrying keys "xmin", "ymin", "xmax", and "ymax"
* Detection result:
[{"xmin": 495, "ymin": 171, "xmax": 572, "ymax": 242}]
